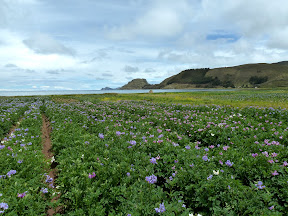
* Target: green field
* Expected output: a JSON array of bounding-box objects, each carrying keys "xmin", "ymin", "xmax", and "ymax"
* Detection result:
[
  {"xmin": 50, "ymin": 88, "xmax": 288, "ymax": 108},
  {"xmin": 1, "ymin": 89, "xmax": 288, "ymax": 215}
]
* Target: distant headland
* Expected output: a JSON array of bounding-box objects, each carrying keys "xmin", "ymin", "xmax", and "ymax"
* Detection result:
[{"xmin": 118, "ymin": 61, "xmax": 288, "ymax": 89}]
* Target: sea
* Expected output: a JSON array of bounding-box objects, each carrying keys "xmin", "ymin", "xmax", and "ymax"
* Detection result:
[{"xmin": 0, "ymin": 89, "xmax": 235, "ymax": 97}]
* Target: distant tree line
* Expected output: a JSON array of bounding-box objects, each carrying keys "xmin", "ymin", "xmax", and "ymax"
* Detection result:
[{"xmin": 249, "ymin": 76, "xmax": 268, "ymax": 85}]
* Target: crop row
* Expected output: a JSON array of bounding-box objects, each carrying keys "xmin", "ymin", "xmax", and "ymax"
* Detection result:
[
  {"xmin": 43, "ymin": 100, "xmax": 288, "ymax": 215},
  {"xmin": 1, "ymin": 97, "xmax": 288, "ymax": 215},
  {"xmin": 0, "ymin": 99, "xmax": 28, "ymax": 140},
  {"xmin": 0, "ymin": 101, "xmax": 56, "ymax": 215}
]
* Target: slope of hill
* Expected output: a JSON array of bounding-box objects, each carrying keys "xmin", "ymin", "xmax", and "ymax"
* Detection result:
[
  {"xmin": 207, "ymin": 62, "xmax": 288, "ymax": 87},
  {"xmin": 120, "ymin": 61, "xmax": 288, "ymax": 89},
  {"xmin": 120, "ymin": 78, "xmax": 150, "ymax": 89}
]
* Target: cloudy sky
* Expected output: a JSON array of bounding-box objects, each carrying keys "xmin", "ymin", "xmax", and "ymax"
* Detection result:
[{"xmin": 1, "ymin": 0, "xmax": 288, "ymax": 90}]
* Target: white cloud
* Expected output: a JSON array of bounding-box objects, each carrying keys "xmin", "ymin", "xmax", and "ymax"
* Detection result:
[
  {"xmin": 267, "ymin": 27, "xmax": 288, "ymax": 49},
  {"xmin": 1, "ymin": 0, "xmax": 288, "ymax": 90},
  {"xmin": 107, "ymin": 0, "xmax": 194, "ymax": 40},
  {"xmin": 23, "ymin": 33, "xmax": 75, "ymax": 55}
]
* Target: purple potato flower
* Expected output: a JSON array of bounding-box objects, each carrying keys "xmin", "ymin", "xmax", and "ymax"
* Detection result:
[
  {"xmin": 202, "ymin": 155, "xmax": 209, "ymax": 161},
  {"xmin": 255, "ymin": 181, "xmax": 266, "ymax": 189},
  {"xmin": 225, "ymin": 160, "xmax": 234, "ymax": 167},
  {"xmin": 129, "ymin": 140, "xmax": 136, "ymax": 145},
  {"xmin": 207, "ymin": 175, "xmax": 213, "ymax": 180},
  {"xmin": 0, "ymin": 202, "xmax": 8, "ymax": 210},
  {"xmin": 150, "ymin": 157, "xmax": 157, "ymax": 164},
  {"xmin": 88, "ymin": 172, "xmax": 96, "ymax": 178},
  {"xmin": 6, "ymin": 170, "xmax": 16, "ymax": 177},
  {"xmin": 272, "ymin": 170, "xmax": 279, "ymax": 176},
  {"xmin": 146, "ymin": 174, "xmax": 157, "ymax": 184},
  {"xmin": 155, "ymin": 202, "xmax": 166, "ymax": 213},
  {"xmin": 17, "ymin": 191, "xmax": 27, "ymax": 198},
  {"xmin": 45, "ymin": 175, "xmax": 53, "ymax": 183},
  {"xmin": 40, "ymin": 188, "xmax": 48, "ymax": 194}
]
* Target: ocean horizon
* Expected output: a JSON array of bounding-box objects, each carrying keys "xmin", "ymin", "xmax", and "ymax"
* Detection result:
[{"xmin": 0, "ymin": 89, "xmax": 236, "ymax": 97}]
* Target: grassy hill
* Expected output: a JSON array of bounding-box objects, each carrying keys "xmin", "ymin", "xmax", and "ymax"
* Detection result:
[
  {"xmin": 120, "ymin": 78, "xmax": 150, "ymax": 89},
  {"xmin": 120, "ymin": 61, "xmax": 288, "ymax": 89},
  {"xmin": 207, "ymin": 62, "xmax": 288, "ymax": 88}
]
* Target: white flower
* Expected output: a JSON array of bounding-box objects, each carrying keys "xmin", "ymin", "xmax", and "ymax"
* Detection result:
[
  {"xmin": 51, "ymin": 156, "xmax": 55, "ymax": 163},
  {"xmin": 81, "ymin": 154, "xmax": 84, "ymax": 159},
  {"xmin": 211, "ymin": 133, "xmax": 215, "ymax": 136},
  {"xmin": 189, "ymin": 214, "xmax": 194, "ymax": 216},
  {"xmin": 213, "ymin": 170, "xmax": 219, "ymax": 175}
]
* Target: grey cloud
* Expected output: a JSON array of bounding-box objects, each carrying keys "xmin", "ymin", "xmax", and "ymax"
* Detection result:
[
  {"xmin": 144, "ymin": 68, "xmax": 156, "ymax": 72},
  {"xmin": 25, "ymin": 69, "xmax": 36, "ymax": 73},
  {"xmin": 266, "ymin": 28, "xmax": 288, "ymax": 49},
  {"xmin": 23, "ymin": 33, "xmax": 75, "ymax": 56},
  {"xmin": 82, "ymin": 49, "xmax": 111, "ymax": 64},
  {"xmin": 91, "ymin": 49, "xmax": 109, "ymax": 61},
  {"xmin": 117, "ymin": 47, "xmax": 134, "ymax": 53},
  {"xmin": 158, "ymin": 50, "xmax": 171, "ymax": 59},
  {"xmin": 158, "ymin": 50, "xmax": 194, "ymax": 63},
  {"xmin": 2, "ymin": 64, "xmax": 36, "ymax": 73},
  {"xmin": 102, "ymin": 73, "xmax": 112, "ymax": 77},
  {"xmin": 124, "ymin": 65, "xmax": 139, "ymax": 72},
  {"xmin": 95, "ymin": 77, "xmax": 106, "ymax": 81},
  {"xmin": 4, "ymin": 63, "xmax": 18, "ymax": 68},
  {"xmin": 46, "ymin": 70, "xmax": 60, "ymax": 75}
]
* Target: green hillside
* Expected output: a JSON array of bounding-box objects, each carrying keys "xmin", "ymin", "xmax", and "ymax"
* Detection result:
[
  {"xmin": 207, "ymin": 62, "xmax": 288, "ymax": 88},
  {"xmin": 121, "ymin": 61, "xmax": 288, "ymax": 89}
]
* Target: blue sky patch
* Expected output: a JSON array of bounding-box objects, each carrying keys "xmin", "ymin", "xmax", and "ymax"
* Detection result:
[{"xmin": 206, "ymin": 33, "xmax": 240, "ymax": 43}]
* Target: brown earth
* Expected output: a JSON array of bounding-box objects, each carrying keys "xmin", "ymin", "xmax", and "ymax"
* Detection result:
[{"xmin": 41, "ymin": 114, "xmax": 62, "ymax": 215}]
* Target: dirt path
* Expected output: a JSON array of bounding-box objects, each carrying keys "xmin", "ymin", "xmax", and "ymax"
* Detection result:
[{"xmin": 41, "ymin": 114, "xmax": 61, "ymax": 215}]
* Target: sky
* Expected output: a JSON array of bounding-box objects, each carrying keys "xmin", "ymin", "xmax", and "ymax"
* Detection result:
[{"xmin": 1, "ymin": 0, "xmax": 288, "ymax": 91}]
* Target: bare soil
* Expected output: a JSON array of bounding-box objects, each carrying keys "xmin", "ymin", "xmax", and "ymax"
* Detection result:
[{"xmin": 41, "ymin": 114, "xmax": 62, "ymax": 215}]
